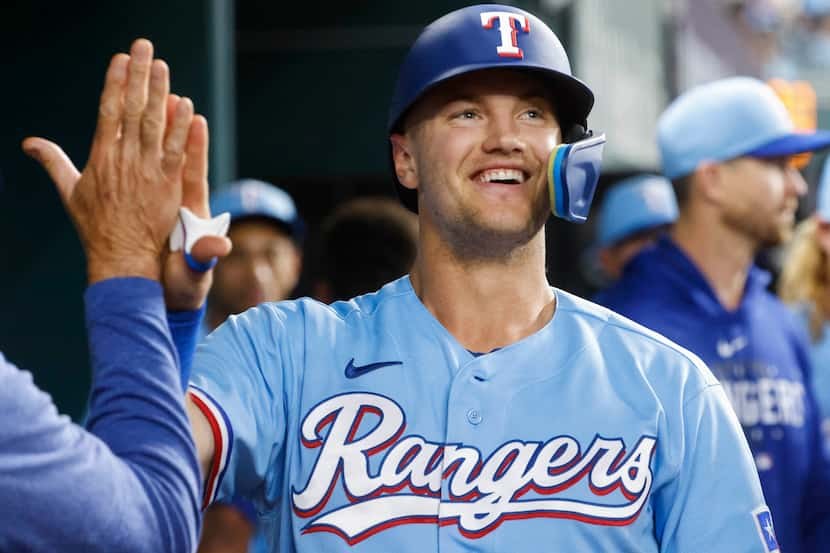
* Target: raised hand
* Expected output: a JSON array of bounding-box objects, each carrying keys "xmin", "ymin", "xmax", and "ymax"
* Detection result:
[
  {"xmin": 162, "ymin": 111, "xmax": 232, "ymax": 310},
  {"xmin": 22, "ymin": 39, "xmax": 196, "ymax": 284}
]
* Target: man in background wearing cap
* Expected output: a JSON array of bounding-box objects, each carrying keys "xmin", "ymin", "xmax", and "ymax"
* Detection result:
[
  {"xmin": 590, "ymin": 174, "xmax": 678, "ymax": 289},
  {"xmin": 197, "ymin": 179, "xmax": 303, "ymax": 553},
  {"xmin": 179, "ymin": 5, "xmax": 771, "ymax": 551},
  {"xmin": 601, "ymin": 76, "xmax": 830, "ymax": 553},
  {"xmin": 204, "ymin": 179, "xmax": 303, "ymax": 332}
]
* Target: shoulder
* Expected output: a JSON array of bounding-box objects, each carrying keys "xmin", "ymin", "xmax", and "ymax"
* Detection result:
[
  {"xmin": 755, "ymin": 290, "xmax": 810, "ymax": 344},
  {"xmin": 555, "ymin": 290, "xmax": 719, "ymax": 398},
  {"xmin": 595, "ymin": 254, "xmax": 667, "ymax": 313},
  {"xmin": 206, "ymin": 277, "xmax": 415, "ymax": 348}
]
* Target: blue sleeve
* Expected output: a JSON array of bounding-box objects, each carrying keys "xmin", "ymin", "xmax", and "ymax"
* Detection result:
[
  {"xmin": 188, "ymin": 303, "xmax": 290, "ymax": 512},
  {"xmin": 793, "ymin": 328, "xmax": 830, "ymax": 552},
  {"xmin": 654, "ymin": 384, "xmax": 774, "ymax": 553},
  {"xmin": 167, "ymin": 305, "xmax": 206, "ymax": 391},
  {"xmin": 0, "ymin": 278, "xmax": 201, "ymax": 553}
]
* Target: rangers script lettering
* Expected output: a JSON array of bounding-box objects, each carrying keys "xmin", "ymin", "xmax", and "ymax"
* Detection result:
[{"xmin": 291, "ymin": 393, "xmax": 657, "ymax": 544}]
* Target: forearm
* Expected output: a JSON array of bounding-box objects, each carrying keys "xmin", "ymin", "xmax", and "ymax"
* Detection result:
[
  {"xmin": 83, "ymin": 278, "xmax": 201, "ymax": 552},
  {"xmin": 167, "ymin": 304, "xmax": 206, "ymax": 391}
]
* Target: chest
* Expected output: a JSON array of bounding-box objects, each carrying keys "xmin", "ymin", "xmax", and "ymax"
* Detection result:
[{"xmin": 280, "ymin": 342, "xmax": 663, "ymax": 552}]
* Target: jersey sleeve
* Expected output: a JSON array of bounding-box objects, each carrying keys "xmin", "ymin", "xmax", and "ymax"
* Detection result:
[
  {"xmin": 0, "ymin": 278, "xmax": 201, "ymax": 553},
  {"xmin": 188, "ymin": 302, "xmax": 293, "ymax": 511},
  {"xmin": 655, "ymin": 383, "xmax": 775, "ymax": 553},
  {"xmin": 793, "ymin": 325, "xmax": 830, "ymax": 550}
]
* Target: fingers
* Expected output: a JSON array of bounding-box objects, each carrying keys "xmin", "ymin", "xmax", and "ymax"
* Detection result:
[
  {"xmin": 165, "ymin": 94, "xmax": 181, "ymax": 140},
  {"xmin": 161, "ymin": 97, "xmax": 194, "ymax": 180},
  {"xmin": 121, "ymin": 39, "xmax": 153, "ymax": 154},
  {"xmin": 90, "ymin": 53, "xmax": 129, "ymax": 162},
  {"xmin": 22, "ymin": 137, "xmax": 81, "ymax": 205},
  {"xmin": 140, "ymin": 59, "xmax": 170, "ymax": 156},
  {"xmin": 190, "ymin": 235, "xmax": 232, "ymax": 263},
  {"xmin": 182, "ymin": 115, "xmax": 210, "ymax": 216}
]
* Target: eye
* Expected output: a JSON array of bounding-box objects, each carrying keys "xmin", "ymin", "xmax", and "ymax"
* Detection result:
[
  {"xmin": 521, "ymin": 108, "xmax": 544, "ymax": 120},
  {"xmin": 451, "ymin": 109, "xmax": 479, "ymax": 120}
]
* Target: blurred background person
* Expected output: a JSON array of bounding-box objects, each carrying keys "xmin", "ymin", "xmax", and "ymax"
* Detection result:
[
  {"xmin": 312, "ymin": 196, "xmax": 417, "ymax": 303},
  {"xmin": 599, "ymin": 77, "xmax": 830, "ymax": 553},
  {"xmin": 206, "ymin": 179, "xmax": 304, "ymax": 332},
  {"xmin": 198, "ymin": 179, "xmax": 303, "ymax": 553},
  {"xmin": 780, "ymin": 155, "xmax": 830, "ymax": 453},
  {"xmin": 799, "ymin": 0, "xmax": 830, "ymax": 67},
  {"xmin": 587, "ymin": 174, "xmax": 678, "ymax": 293}
]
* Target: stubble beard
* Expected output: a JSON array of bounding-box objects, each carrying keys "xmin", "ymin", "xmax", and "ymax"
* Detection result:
[
  {"xmin": 722, "ymin": 205, "xmax": 793, "ymax": 250},
  {"xmin": 425, "ymin": 182, "xmax": 550, "ymax": 262}
]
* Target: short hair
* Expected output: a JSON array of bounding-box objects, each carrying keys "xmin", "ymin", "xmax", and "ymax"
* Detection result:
[{"xmin": 317, "ymin": 197, "xmax": 418, "ymax": 301}]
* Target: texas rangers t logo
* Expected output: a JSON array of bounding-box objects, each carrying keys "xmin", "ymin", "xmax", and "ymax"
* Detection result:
[
  {"xmin": 480, "ymin": 11, "xmax": 530, "ymax": 59},
  {"xmin": 292, "ymin": 392, "xmax": 657, "ymax": 544}
]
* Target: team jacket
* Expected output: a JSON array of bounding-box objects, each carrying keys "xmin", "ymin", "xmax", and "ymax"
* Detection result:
[
  {"xmin": 598, "ymin": 235, "xmax": 830, "ymax": 553},
  {"xmin": 0, "ymin": 278, "xmax": 201, "ymax": 552},
  {"xmin": 189, "ymin": 275, "xmax": 776, "ymax": 552}
]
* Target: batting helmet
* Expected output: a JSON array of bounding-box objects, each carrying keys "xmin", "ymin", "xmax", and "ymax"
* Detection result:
[{"xmin": 388, "ymin": 4, "xmax": 595, "ymax": 213}]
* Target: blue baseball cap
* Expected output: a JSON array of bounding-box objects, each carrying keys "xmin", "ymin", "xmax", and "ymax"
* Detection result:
[
  {"xmin": 804, "ymin": 0, "xmax": 830, "ymax": 16},
  {"xmin": 597, "ymin": 174, "xmax": 678, "ymax": 247},
  {"xmin": 210, "ymin": 179, "xmax": 304, "ymax": 242},
  {"xmin": 658, "ymin": 77, "xmax": 830, "ymax": 180}
]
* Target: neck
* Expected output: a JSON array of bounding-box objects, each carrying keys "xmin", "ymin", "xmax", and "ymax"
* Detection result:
[
  {"xmin": 409, "ymin": 225, "xmax": 555, "ymax": 353},
  {"xmin": 205, "ymin": 307, "xmax": 226, "ymax": 332},
  {"xmin": 670, "ymin": 211, "xmax": 756, "ymax": 311}
]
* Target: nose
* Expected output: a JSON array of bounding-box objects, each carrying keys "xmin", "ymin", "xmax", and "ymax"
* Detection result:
[
  {"xmin": 242, "ymin": 255, "xmax": 272, "ymax": 286},
  {"xmin": 786, "ymin": 166, "xmax": 807, "ymax": 197},
  {"xmin": 481, "ymin": 112, "xmax": 526, "ymax": 155}
]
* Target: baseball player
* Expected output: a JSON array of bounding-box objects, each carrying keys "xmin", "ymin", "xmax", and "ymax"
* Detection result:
[
  {"xmin": 3, "ymin": 39, "xmax": 229, "ymax": 551},
  {"xmin": 313, "ymin": 196, "xmax": 418, "ymax": 303},
  {"xmin": 591, "ymin": 174, "xmax": 678, "ymax": 286},
  {"xmin": 205, "ymin": 180, "xmax": 304, "ymax": 332},
  {"xmin": 599, "ymin": 77, "xmax": 830, "ymax": 553},
  {"xmin": 182, "ymin": 6, "xmax": 773, "ymax": 552},
  {"xmin": 780, "ymin": 156, "xmax": 830, "ymax": 451}
]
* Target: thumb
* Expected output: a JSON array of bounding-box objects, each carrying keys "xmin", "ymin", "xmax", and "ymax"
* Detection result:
[
  {"xmin": 22, "ymin": 137, "xmax": 81, "ymax": 205},
  {"xmin": 190, "ymin": 235, "xmax": 232, "ymax": 264}
]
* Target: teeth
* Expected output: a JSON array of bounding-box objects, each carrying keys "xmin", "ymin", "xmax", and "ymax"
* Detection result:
[{"xmin": 479, "ymin": 169, "xmax": 524, "ymax": 183}]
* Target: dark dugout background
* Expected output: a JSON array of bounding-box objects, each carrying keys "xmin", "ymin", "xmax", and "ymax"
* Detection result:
[{"xmin": 0, "ymin": 0, "xmax": 629, "ymax": 419}]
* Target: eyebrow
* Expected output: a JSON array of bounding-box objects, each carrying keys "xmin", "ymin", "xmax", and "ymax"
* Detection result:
[{"xmin": 443, "ymin": 90, "xmax": 553, "ymax": 104}]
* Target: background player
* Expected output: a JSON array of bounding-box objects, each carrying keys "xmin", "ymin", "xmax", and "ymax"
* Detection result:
[
  {"xmin": 205, "ymin": 179, "xmax": 303, "ymax": 332},
  {"xmin": 599, "ymin": 76, "xmax": 830, "ymax": 553},
  {"xmin": 589, "ymin": 174, "xmax": 678, "ymax": 289},
  {"xmin": 3, "ymin": 38, "xmax": 229, "ymax": 552},
  {"xmin": 312, "ymin": 196, "xmax": 417, "ymax": 303},
  {"xmin": 182, "ymin": 5, "xmax": 772, "ymax": 552},
  {"xmin": 780, "ymin": 155, "xmax": 830, "ymax": 453}
]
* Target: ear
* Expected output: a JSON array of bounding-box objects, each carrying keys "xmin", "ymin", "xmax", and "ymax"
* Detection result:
[
  {"xmin": 691, "ymin": 161, "xmax": 726, "ymax": 206},
  {"xmin": 390, "ymin": 133, "xmax": 418, "ymax": 191},
  {"xmin": 288, "ymin": 245, "xmax": 303, "ymax": 291},
  {"xmin": 597, "ymin": 247, "xmax": 622, "ymax": 280}
]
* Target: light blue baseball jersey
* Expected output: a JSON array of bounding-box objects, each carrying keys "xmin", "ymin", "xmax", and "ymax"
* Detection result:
[{"xmin": 189, "ymin": 276, "xmax": 774, "ymax": 552}]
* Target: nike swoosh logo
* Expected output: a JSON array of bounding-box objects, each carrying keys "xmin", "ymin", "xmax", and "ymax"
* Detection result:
[
  {"xmin": 717, "ymin": 336, "xmax": 748, "ymax": 359},
  {"xmin": 344, "ymin": 358, "xmax": 403, "ymax": 379}
]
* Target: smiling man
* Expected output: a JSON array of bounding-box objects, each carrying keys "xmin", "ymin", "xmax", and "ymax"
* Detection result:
[
  {"xmin": 599, "ymin": 77, "xmax": 830, "ymax": 553},
  {"xmin": 183, "ymin": 5, "xmax": 771, "ymax": 552}
]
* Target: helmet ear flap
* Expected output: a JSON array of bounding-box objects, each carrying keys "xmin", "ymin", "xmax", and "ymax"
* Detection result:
[{"xmin": 548, "ymin": 130, "xmax": 607, "ymax": 223}]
